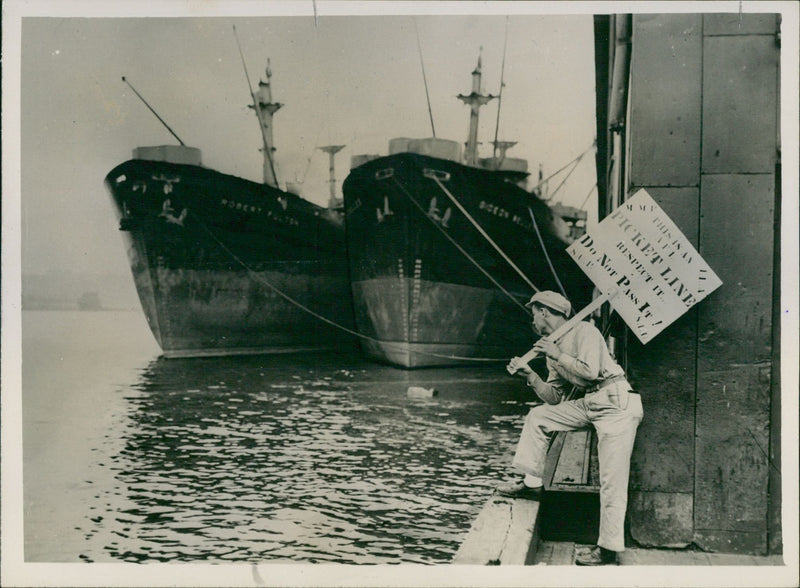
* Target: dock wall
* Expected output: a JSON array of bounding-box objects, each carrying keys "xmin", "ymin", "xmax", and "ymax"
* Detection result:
[{"xmin": 606, "ymin": 13, "xmax": 781, "ymax": 554}]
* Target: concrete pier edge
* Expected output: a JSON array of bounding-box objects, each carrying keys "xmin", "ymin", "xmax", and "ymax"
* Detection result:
[
  {"xmin": 452, "ymin": 495, "xmax": 786, "ymax": 566},
  {"xmin": 453, "ymin": 495, "xmax": 541, "ymax": 565}
]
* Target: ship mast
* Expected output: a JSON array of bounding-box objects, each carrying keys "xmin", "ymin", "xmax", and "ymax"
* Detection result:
[
  {"xmin": 457, "ymin": 50, "xmax": 496, "ymax": 167},
  {"xmin": 492, "ymin": 17, "xmax": 510, "ymax": 159},
  {"xmin": 538, "ymin": 163, "xmax": 547, "ymax": 199},
  {"xmin": 318, "ymin": 145, "xmax": 346, "ymax": 208},
  {"xmin": 251, "ymin": 60, "xmax": 283, "ymax": 187}
]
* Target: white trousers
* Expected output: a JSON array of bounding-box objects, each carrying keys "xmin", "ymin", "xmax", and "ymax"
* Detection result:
[{"xmin": 511, "ymin": 383, "xmax": 643, "ymax": 552}]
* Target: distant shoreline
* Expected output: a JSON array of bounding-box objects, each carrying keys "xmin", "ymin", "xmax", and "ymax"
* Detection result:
[
  {"xmin": 21, "ymin": 304, "xmax": 140, "ymax": 312},
  {"xmin": 21, "ymin": 272, "xmax": 140, "ymax": 311}
]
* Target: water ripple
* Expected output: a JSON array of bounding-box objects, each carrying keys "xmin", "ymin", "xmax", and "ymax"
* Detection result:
[{"xmin": 82, "ymin": 354, "xmax": 533, "ymax": 564}]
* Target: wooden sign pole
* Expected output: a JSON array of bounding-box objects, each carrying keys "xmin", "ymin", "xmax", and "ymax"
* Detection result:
[{"xmin": 508, "ymin": 291, "xmax": 616, "ymax": 373}]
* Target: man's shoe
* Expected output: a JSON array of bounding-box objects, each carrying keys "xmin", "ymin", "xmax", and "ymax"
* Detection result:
[
  {"xmin": 575, "ymin": 546, "xmax": 618, "ymax": 566},
  {"xmin": 495, "ymin": 480, "xmax": 543, "ymax": 500}
]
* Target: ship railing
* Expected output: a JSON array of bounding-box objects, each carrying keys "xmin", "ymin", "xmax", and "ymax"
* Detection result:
[{"xmin": 422, "ymin": 168, "xmax": 451, "ymax": 182}]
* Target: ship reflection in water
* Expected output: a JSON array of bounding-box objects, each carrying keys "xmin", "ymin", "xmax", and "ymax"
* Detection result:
[{"xmin": 91, "ymin": 353, "xmax": 530, "ymax": 564}]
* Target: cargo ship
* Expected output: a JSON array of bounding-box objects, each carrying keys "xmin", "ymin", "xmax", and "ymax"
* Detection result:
[
  {"xmin": 343, "ymin": 55, "xmax": 593, "ymax": 367},
  {"xmin": 105, "ymin": 65, "xmax": 354, "ymax": 358}
]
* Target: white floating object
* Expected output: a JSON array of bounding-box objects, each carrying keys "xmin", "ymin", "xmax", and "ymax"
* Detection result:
[{"xmin": 407, "ymin": 386, "xmax": 438, "ymax": 398}]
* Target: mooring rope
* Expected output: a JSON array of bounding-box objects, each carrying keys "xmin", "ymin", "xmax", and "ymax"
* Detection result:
[
  {"xmin": 390, "ymin": 176, "xmax": 531, "ymax": 314},
  {"xmin": 431, "ymin": 176, "xmax": 540, "ymax": 293},
  {"xmin": 580, "ymin": 183, "xmax": 598, "ymax": 211},
  {"xmin": 527, "ymin": 206, "xmax": 568, "ymax": 298},
  {"xmin": 545, "ymin": 154, "xmax": 583, "ymax": 202},
  {"xmin": 192, "ymin": 214, "xmax": 509, "ymax": 363},
  {"xmin": 530, "ymin": 142, "xmax": 596, "ymax": 194}
]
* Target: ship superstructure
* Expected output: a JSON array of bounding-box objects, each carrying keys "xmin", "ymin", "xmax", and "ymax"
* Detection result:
[
  {"xmin": 106, "ymin": 66, "xmax": 353, "ymax": 357},
  {"xmin": 343, "ymin": 55, "xmax": 592, "ymax": 367}
]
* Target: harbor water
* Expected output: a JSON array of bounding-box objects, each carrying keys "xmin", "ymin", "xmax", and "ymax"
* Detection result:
[{"xmin": 22, "ymin": 310, "xmax": 536, "ymax": 564}]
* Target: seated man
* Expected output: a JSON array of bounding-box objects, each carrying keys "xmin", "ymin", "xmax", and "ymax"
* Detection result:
[{"xmin": 498, "ymin": 291, "xmax": 643, "ymax": 566}]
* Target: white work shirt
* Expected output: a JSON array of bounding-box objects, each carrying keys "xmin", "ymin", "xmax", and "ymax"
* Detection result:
[{"xmin": 527, "ymin": 320, "xmax": 625, "ymax": 404}]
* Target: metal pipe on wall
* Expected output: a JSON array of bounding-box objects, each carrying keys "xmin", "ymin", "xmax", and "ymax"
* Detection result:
[{"xmin": 608, "ymin": 15, "xmax": 632, "ymax": 131}]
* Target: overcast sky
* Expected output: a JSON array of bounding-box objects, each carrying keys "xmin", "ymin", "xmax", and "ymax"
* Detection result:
[
  {"xmin": 18, "ymin": 6, "xmax": 598, "ymax": 277},
  {"xmin": 5, "ymin": 3, "xmax": 800, "ymax": 587}
]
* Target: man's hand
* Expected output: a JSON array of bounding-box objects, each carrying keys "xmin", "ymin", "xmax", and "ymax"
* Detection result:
[
  {"xmin": 533, "ymin": 338, "xmax": 561, "ymax": 360},
  {"xmin": 506, "ymin": 356, "xmax": 533, "ymax": 376}
]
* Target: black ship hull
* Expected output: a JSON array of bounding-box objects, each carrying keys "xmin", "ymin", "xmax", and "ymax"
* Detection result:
[
  {"xmin": 105, "ymin": 158, "xmax": 354, "ymax": 358},
  {"xmin": 343, "ymin": 153, "xmax": 593, "ymax": 368}
]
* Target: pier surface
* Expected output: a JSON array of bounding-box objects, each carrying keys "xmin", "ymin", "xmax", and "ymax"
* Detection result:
[
  {"xmin": 454, "ymin": 428, "xmax": 785, "ymax": 566},
  {"xmin": 453, "ymin": 495, "xmax": 541, "ymax": 565},
  {"xmin": 454, "ymin": 498, "xmax": 784, "ymax": 566}
]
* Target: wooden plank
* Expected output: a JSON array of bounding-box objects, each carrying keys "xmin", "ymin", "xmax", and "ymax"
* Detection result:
[
  {"xmin": 580, "ymin": 429, "xmax": 592, "ymax": 485},
  {"xmin": 625, "ymin": 188, "xmax": 698, "ymax": 494},
  {"xmin": 753, "ymin": 555, "xmax": 785, "ymax": 566},
  {"xmin": 705, "ymin": 553, "xmax": 775, "ymax": 566},
  {"xmin": 620, "ymin": 548, "xmax": 781, "ymax": 566},
  {"xmin": 543, "ymin": 430, "xmax": 567, "ymax": 491},
  {"xmin": 617, "ymin": 549, "xmax": 644, "ymax": 565},
  {"xmin": 622, "ymin": 548, "xmax": 710, "ymax": 566},
  {"xmin": 531, "ymin": 541, "xmax": 554, "ymax": 565},
  {"xmin": 452, "ymin": 498, "xmax": 511, "ymax": 564},
  {"xmin": 588, "ymin": 429, "xmax": 600, "ymax": 486},
  {"xmin": 453, "ymin": 495, "xmax": 542, "ymax": 565},
  {"xmin": 769, "ymin": 163, "xmax": 782, "ymax": 558},
  {"xmin": 552, "ymin": 430, "xmax": 591, "ymax": 485},
  {"xmin": 695, "ymin": 174, "xmax": 775, "ymax": 554},
  {"xmin": 701, "ymin": 35, "xmax": 779, "ymax": 174},
  {"xmin": 629, "ymin": 14, "xmax": 702, "ymax": 187},
  {"xmin": 704, "ymin": 13, "xmax": 779, "ymax": 36},
  {"xmin": 549, "ymin": 542, "xmax": 577, "ymax": 565},
  {"xmin": 533, "ymin": 541, "xmax": 577, "ymax": 565},
  {"xmin": 688, "ymin": 551, "xmax": 714, "ymax": 565},
  {"xmin": 641, "ymin": 552, "xmax": 688, "ymax": 566},
  {"xmin": 698, "ymin": 175, "xmax": 776, "ymax": 299},
  {"xmin": 628, "ymin": 491, "xmax": 693, "ymax": 547},
  {"xmin": 621, "ymin": 187, "xmax": 698, "ymax": 546},
  {"xmin": 546, "ymin": 430, "xmax": 600, "ymax": 493},
  {"xmin": 499, "ymin": 499, "xmax": 541, "ymax": 565}
]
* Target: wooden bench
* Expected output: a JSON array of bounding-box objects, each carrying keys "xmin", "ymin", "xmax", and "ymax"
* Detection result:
[
  {"xmin": 453, "ymin": 429, "xmax": 599, "ymax": 565},
  {"xmin": 544, "ymin": 429, "xmax": 600, "ymax": 493},
  {"xmin": 540, "ymin": 429, "xmax": 601, "ymax": 545}
]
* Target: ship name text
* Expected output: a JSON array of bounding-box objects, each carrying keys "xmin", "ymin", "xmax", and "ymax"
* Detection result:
[
  {"xmin": 220, "ymin": 198, "xmax": 299, "ymax": 226},
  {"xmin": 221, "ymin": 198, "xmax": 263, "ymax": 214},
  {"xmin": 479, "ymin": 200, "xmax": 532, "ymax": 231}
]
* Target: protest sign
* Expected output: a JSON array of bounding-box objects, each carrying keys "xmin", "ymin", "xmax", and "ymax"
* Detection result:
[{"xmin": 566, "ymin": 188, "xmax": 722, "ymax": 344}]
